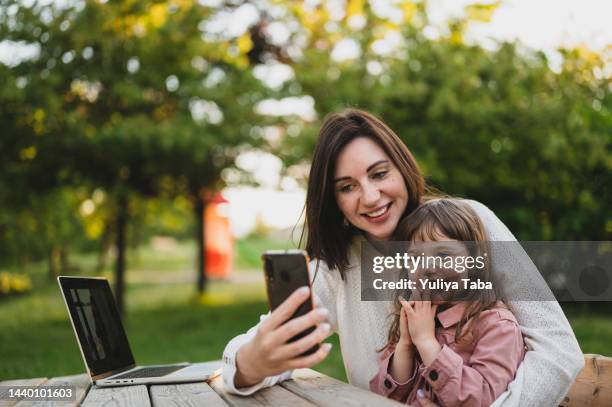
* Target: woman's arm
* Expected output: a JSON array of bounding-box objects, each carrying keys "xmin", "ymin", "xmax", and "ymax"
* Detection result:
[
  {"xmin": 222, "ymin": 312, "xmax": 290, "ymax": 395},
  {"xmin": 222, "ymin": 288, "xmax": 332, "ymax": 394},
  {"xmin": 464, "ymin": 199, "xmax": 584, "ymax": 406},
  {"xmin": 222, "ymin": 259, "xmax": 339, "ymax": 395}
]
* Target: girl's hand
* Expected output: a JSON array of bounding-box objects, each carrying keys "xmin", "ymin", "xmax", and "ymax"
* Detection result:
[
  {"xmin": 389, "ymin": 297, "xmax": 417, "ymax": 383},
  {"xmin": 397, "ymin": 297, "xmax": 414, "ymax": 349},
  {"xmin": 404, "ymin": 300, "xmax": 442, "ymax": 366},
  {"xmin": 404, "ymin": 300, "xmax": 438, "ymax": 348}
]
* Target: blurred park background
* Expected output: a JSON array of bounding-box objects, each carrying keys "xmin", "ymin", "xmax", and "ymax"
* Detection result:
[{"xmin": 0, "ymin": 0, "xmax": 610, "ymax": 381}]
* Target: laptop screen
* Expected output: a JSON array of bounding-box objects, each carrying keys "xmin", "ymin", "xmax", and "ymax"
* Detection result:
[{"xmin": 58, "ymin": 277, "xmax": 135, "ymax": 377}]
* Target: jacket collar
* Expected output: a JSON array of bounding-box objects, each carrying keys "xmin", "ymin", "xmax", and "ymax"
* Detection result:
[{"xmin": 436, "ymin": 302, "xmax": 468, "ymax": 329}]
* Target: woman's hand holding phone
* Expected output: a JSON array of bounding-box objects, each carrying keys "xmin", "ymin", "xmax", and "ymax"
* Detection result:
[{"xmin": 234, "ymin": 287, "xmax": 333, "ymax": 388}]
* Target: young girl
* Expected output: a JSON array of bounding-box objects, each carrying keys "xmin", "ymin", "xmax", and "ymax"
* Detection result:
[{"xmin": 370, "ymin": 199, "xmax": 526, "ymax": 407}]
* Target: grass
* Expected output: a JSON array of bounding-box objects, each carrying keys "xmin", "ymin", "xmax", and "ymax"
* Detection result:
[
  {"xmin": 0, "ymin": 276, "xmax": 346, "ymax": 381},
  {"xmin": 234, "ymin": 233, "xmax": 301, "ymax": 270},
  {"xmin": 559, "ymin": 303, "xmax": 612, "ymax": 356},
  {"xmin": 1, "ymin": 237, "xmax": 611, "ymax": 382},
  {"xmin": 0, "ymin": 236, "xmax": 346, "ymax": 381}
]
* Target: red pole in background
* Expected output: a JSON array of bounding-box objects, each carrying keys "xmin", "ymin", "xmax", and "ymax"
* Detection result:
[{"xmin": 203, "ymin": 192, "xmax": 233, "ymax": 280}]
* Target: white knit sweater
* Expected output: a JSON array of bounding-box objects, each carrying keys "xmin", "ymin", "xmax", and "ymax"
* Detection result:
[{"xmin": 222, "ymin": 200, "xmax": 584, "ymax": 406}]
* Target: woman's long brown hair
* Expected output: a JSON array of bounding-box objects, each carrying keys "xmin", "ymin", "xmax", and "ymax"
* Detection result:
[
  {"xmin": 301, "ymin": 109, "xmax": 425, "ymax": 278},
  {"xmin": 386, "ymin": 198, "xmax": 503, "ymax": 348}
]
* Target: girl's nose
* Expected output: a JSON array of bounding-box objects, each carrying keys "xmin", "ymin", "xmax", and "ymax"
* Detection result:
[{"xmin": 415, "ymin": 266, "xmax": 438, "ymax": 282}]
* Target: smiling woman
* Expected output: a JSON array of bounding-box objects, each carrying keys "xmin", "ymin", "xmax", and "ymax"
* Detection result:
[
  {"xmin": 304, "ymin": 109, "xmax": 424, "ymax": 275},
  {"xmin": 221, "ymin": 108, "xmax": 584, "ymax": 407},
  {"xmin": 334, "ymin": 139, "xmax": 408, "ymax": 240}
]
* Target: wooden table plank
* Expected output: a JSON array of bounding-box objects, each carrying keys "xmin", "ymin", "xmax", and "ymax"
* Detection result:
[
  {"xmin": 280, "ymin": 369, "xmax": 404, "ymax": 407},
  {"xmin": 561, "ymin": 354, "xmax": 612, "ymax": 407},
  {"xmin": 2, "ymin": 363, "xmax": 406, "ymax": 406},
  {"xmin": 11, "ymin": 374, "xmax": 91, "ymax": 407},
  {"xmin": 0, "ymin": 378, "xmax": 47, "ymax": 407},
  {"xmin": 209, "ymin": 374, "xmax": 315, "ymax": 407},
  {"xmin": 81, "ymin": 385, "xmax": 150, "ymax": 407},
  {"xmin": 150, "ymin": 382, "xmax": 228, "ymax": 407}
]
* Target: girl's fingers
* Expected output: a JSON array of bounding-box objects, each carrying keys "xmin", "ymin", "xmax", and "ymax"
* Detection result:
[
  {"xmin": 405, "ymin": 301, "xmax": 416, "ymax": 315},
  {"xmin": 399, "ymin": 308, "xmax": 408, "ymax": 335},
  {"xmin": 401, "ymin": 307, "xmax": 410, "ymax": 326},
  {"xmin": 422, "ymin": 286, "xmax": 431, "ymax": 301}
]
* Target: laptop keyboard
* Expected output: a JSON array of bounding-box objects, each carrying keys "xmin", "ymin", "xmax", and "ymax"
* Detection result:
[{"xmin": 110, "ymin": 365, "xmax": 185, "ymax": 380}]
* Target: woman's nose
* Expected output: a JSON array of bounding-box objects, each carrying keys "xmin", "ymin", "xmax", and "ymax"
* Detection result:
[{"xmin": 361, "ymin": 183, "xmax": 381, "ymax": 206}]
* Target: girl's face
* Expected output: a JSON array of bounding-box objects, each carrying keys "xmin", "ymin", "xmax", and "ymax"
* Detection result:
[
  {"xmin": 334, "ymin": 137, "xmax": 408, "ymax": 241},
  {"xmin": 409, "ymin": 229, "xmax": 470, "ymax": 304}
]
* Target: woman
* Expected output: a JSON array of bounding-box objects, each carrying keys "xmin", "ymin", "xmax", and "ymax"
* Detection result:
[{"xmin": 221, "ymin": 109, "xmax": 583, "ymax": 406}]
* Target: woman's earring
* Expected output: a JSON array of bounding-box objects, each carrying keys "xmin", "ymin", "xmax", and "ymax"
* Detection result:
[{"xmin": 343, "ymin": 217, "xmax": 350, "ymax": 228}]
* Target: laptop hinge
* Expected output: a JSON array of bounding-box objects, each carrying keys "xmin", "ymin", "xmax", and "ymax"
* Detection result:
[{"xmin": 92, "ymin": 364, "xmax": 137, "ymax": 381}]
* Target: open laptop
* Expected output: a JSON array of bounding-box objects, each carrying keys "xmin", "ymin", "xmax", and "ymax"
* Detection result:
[{"xmin": 58, "ymin": 276, "xmax": 220, "ymax": 387}]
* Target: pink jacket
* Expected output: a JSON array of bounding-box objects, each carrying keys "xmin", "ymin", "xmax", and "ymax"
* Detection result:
[{"xmin": 369, "ymin": 303, "xmax": 525, "ymax": 407}]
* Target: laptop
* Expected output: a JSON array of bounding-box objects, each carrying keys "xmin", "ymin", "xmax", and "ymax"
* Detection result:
[{"xmin": 58, "ymin": 276, "xmax": 220, "ymax": 387}]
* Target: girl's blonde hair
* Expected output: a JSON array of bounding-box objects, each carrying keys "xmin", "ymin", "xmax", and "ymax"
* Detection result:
[{"xmin": 386, "ymin": 198, "xmax": 503, "ymax": 348}]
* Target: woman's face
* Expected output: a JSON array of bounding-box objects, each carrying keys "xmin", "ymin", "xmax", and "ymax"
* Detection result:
[{"xmin": 334, "ymin": 137, "xmax": 408, "ymax": 241}]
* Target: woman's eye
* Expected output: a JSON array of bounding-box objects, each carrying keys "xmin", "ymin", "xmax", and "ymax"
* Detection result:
[
  {"xmin": 339, "ymin": 184, "xmax": 354, "ymax": 193},
  {"xmin": 372, "ymin": 170, "xmax": 388, "ymax": 179}
]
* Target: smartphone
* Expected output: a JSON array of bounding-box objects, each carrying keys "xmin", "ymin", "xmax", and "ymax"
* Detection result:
[{"xmin": 262, "ymin": 249, "xmax": 319, "ymax": 356}]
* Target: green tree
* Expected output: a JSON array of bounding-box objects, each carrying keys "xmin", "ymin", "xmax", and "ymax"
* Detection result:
[
  {"xmin": 0, "ymin": 0, "xmax": 269, "ymax": 312},
  {"xmin": 271, "ymin": 0, "xmax": 611, "ymax": 240}
]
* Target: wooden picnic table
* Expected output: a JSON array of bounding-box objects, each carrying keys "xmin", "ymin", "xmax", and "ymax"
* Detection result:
[
  {"xmin": 3, "ymin": 354, "xmax": 611, "ymax": 406},
  {"xmin": 0, "ymin": 361, "xmax": 403, "ymax": 407}
]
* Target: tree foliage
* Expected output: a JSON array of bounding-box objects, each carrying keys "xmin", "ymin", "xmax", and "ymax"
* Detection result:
[
  {"xmin": 274, "ymin": 0, "xmax": 611, "ymax": 240},
  {"xmin": 0, "ymin": 0, "xmax": 609, "ymax": 284},
  {"xmin": 0, "ymin": 0, "xmax": 269, "ymax": 303}
]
